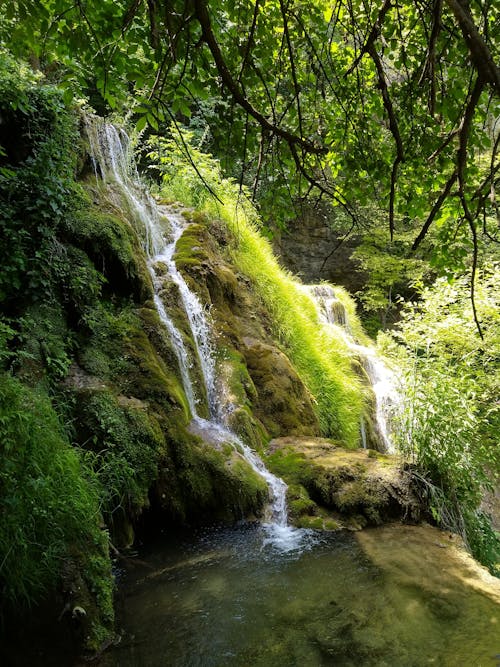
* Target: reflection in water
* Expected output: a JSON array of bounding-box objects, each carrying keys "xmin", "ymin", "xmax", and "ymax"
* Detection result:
[{"xmin": 104, "ymin": 523, "xmax": 500, "ymax": 667}]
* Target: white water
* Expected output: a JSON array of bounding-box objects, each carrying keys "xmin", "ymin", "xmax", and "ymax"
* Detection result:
[
  {"xmin": 305, "ymin": 284, "xmax": 401, "ymax": 453},
  {"xmin": 85, "ymin": 119, "xmax": 298, "ymax": 545}
]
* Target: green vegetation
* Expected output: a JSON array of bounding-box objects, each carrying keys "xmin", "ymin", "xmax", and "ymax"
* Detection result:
[
  {"xmin": 380, "ymin": 266, "xmax": 500, "ymax": 573},
  {"xmin": 4, "ymin": 0, "xmax": 498, "ymax": 270},
  {"xmin": 0, "ymin": 0, "xmax": 499, "ymax": 653},
  {"xmin": 0, "ymin": 372, "xmax": 113, "ymax": 649},
  {"xmin": 149, "ymin": 130, "xmax": 366, "ymax": 446},
  {"xmin": 0, "ymin": 372, "xmax": 101, "ymax": 604}
]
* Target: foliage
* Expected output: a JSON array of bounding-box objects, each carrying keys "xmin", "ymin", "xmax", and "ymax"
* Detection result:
[
  {"xmin": 0, "ymin": 49, "xmax": 77, "ymax": 307},
  {"xmin": 2, "ymin": 0, "xmax": 499, "ymax": 268},
  {"xmin": 352, "ymin": 222, "xmax": 433, "ymax": 328},
  {"xmin": 0, "ymin": 373, "xmax": 107, "ymax": 606},
  {"xmin": 380, "ymin": 266, "xmax": 500, "ymax": 572},
  {"xmin": 77, "ymin": 388, "xmax": 165, "ymax": 521},
  {"xmin": 148, "ymin": 128, "xmax": 366, "ymax": 445}
]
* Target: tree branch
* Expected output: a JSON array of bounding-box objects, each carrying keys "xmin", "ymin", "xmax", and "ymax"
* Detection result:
[
  {"xmin": 345, "ymin": 0, "xmax": 393, "ymax": 76},
  {"xmin": 367, "ymin": 44, "xmax": 404, "ymax": 239},
  {"xmin": 193, "ymin": 0, "xmax": 326, "ymax": 155},
  {"xmin": 411, "ymin": 171, "xmax": 458, "ymax": 251},
  {"xmin": 445, "ymin": 0, "xmax": 500, "ymax": 92},
  {"xmin": 237, "ymin": 0, "xmax": 260, "ymax": 85}
]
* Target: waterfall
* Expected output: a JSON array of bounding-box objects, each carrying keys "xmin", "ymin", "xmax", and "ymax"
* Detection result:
[
  {"xmin": 85, "ymin": 118, "xmax": 291, "ymax": 535},
  {"xmin": 305, "ymin": 284, "xmax": 401, "ymax": 453}
]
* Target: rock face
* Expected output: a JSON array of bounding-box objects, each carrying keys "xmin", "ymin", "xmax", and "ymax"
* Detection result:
[
  {"xmin": 266, "ymin": 436, "xmax": 422, "ymax": 530},
  {"xmin": 272, "ymin": 203, "xmax": 367, "ymax": 294},
  {"xmin": 173, "ymin": 211, "xmax": 322, "ymax": 445},
  {"xmin": 240, "ymin": 338, "xmax": 320, "ymax": 438}
]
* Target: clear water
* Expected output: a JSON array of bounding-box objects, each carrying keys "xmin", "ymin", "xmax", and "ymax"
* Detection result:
[{"xmin": 103, "ymin": 523, "xmax": 500, "ymax": 667}]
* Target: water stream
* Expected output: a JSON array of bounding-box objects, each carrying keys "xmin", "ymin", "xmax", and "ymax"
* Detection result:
[
  {"xmin": 86, "ymin": 120, "xmax": 292, "ymax": 540},
  {"xmin": 305, "ymin": 284, "xmax": 401, "ymax": 453}
]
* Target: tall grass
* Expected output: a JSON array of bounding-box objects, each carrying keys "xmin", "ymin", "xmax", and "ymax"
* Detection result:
[
  {"xmin": 0, "ymin": 373, "xmax": 105, "ymax": 606},
  {"xmin": 148, "ymin": 131, "xmax": 365, "ymax": 445}
]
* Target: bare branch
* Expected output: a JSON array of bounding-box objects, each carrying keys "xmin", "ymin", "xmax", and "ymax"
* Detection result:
[{"xmin": 288, "ymin": 143, "xmax": 359, "ymax": 224}]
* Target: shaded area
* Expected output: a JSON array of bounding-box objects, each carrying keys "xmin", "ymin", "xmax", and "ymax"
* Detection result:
[{"xmin": 101, "ymin": 523, "xmax": 500, "ymax": 667}]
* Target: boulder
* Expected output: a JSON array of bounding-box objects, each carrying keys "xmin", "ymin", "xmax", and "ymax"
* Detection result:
[{"xmin": 266, "ymin": 436, "xmax": 422, "ymax": 529}]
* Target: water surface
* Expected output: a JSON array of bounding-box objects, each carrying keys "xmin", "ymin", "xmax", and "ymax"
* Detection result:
[{"xmin": 106, "ymin": 523, "xmax": 500, "ymax": 666}]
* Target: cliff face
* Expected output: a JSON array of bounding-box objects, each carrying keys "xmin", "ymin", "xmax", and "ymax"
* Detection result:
[{"xmin": 272, "ymin": 203, "xmax": 368, "ymax": 295}]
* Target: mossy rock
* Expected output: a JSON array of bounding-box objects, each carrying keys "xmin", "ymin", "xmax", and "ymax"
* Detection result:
[
  {"xmin": 216, "ymin": 348, "xmax": 269, "ymax": 450},
  {"xmin": 62, "ymin": 187, "xmax": 152, "ymax": 303},
  {"xmin": 152, "ymin": 430, "xmax": 269, "ymax": 524},
  {"xmin": 77, "ymin": 303, "xmax": 191, "ymax": 420},
  {"xmin": 267, "ymin": 437, "xmax": 423, "ymax": 528},
  {"xmin": 241, "ymin": 338, "xmax": 320, "ymax": 438}
]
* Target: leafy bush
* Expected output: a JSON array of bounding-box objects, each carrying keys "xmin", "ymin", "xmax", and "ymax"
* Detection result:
[
  {"xmin": 380, "ymin": 266, "xmax": 500, "ymax": 573},
  {"xmin": 0, "ymin": 49, "xmax": 77, "ymax": 306}
]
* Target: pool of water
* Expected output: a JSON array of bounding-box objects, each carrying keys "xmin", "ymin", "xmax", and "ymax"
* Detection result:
[{"xmin": 104, "ymin": 523, "xmax": 500, "ymax": 667}]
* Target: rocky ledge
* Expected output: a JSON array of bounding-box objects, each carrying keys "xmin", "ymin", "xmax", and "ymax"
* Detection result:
[{"xmin": 266, "ymin": 436, "xmax": 423, "ymax": 530}]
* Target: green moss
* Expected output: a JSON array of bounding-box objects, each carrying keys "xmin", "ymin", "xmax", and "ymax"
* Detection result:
[
  {"xmin": 267, "ymin": 438, "xmax": 418, "ymax": 528},
  {"xmin": 173, "ymin": 223, "xmax": 210, "ymax": 272},
  {"xmin": 157, "ymin": 432, "xmax": 268, "ymax": 523},
  {"xmin": 265, "ymin": 447, "xmax": 312, "ymax": 486},
  {"xmin": 242, "ymin": 340, "xmax": 320, "ymax": 438},
  {"xmin": 62, "ymin": 187, "xmax": 152, "ymax": 302},
  {"xmin": 79, "ymin": 303, "xmax": 191, "ymax": 419},
  {"xmin": 287, "ymin": 484, "xmax": 317, "ymax": 519},
  {"xmin": 71, "ymin": 387, "xmax": 165, "ymax": 537}
]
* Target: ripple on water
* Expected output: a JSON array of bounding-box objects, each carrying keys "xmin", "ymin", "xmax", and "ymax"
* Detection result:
[{"xmin": 104, "ymin": 523, "xmax": 500, "ymax": 667}]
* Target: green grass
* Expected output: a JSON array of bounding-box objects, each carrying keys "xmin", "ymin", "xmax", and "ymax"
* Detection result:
[
  {"xmin": 0, "ymin": 373, "xmax": 106, "ymax": 606},
  {"xmin": 148, "ymin": 130, "xmax": 366, "ymax": 446}
]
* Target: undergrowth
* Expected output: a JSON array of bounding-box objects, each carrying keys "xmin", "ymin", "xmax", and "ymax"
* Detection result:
[
  {"xmin": 0, "ymin": 373, "xmax": 106, "ymax": 606},
  {"xmin": 380, "ymin": 268, "xmax": 500, "ymax": 574}
]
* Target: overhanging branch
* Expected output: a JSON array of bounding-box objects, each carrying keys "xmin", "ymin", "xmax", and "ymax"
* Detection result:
[{"xmin": 193, "ymin": 0, "xmax": 326, "ymax": 156}]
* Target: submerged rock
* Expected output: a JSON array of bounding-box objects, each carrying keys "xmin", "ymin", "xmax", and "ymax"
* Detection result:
[{"xmin": 266, "ymin": 436, "xmax": 422, "ymax": 529}]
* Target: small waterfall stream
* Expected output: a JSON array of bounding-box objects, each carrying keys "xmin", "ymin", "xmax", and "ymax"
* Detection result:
[
  {"xmin": 305, "ymin": 284, "xmax": 401, "ymax": 453},
  {"xmin": 86, "ymin": 120, "xmax": 293, "ymax": 542}
]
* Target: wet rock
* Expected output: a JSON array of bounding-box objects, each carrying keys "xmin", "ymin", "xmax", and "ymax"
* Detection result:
[{"xmin": 266, "ymin": 436, "xmax": 422, "ymax": 528}]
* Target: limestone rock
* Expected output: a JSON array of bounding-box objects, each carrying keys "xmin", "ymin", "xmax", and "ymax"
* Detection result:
[{"xmin": 266, "ymin": 436, "xmax": 422, "ymax": 529}]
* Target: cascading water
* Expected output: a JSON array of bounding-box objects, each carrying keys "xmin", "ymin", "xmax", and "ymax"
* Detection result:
[
  {"xmin": 305, "ymin": 284, "xmax": 401, "ymax": 453},
  {"xmin": 85, "ymin": 119, "xmax": 296, "ymax": 545}
]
